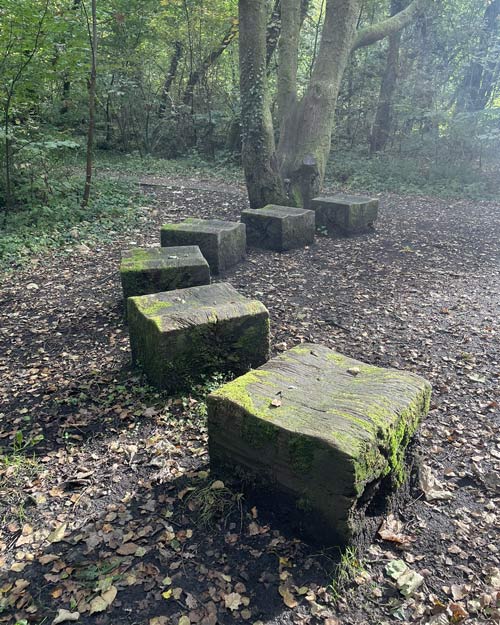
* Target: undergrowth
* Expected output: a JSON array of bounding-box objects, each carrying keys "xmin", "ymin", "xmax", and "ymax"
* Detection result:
[
  {"xmin": 0, "ymin": 176, "xmax": 145, "ymax": 269},
  {"xmin": 95, "ymin": 150, "xmax": 243, "ymax": 184},
  {"xmin": 327, "ymin": 150, "xmax": 500, "ymax": 200},
  {"xmin": 186, "ymin": 480, "xmax": 244, "ymax": 529}
]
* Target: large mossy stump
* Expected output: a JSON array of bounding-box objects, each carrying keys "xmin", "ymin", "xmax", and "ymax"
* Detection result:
[
  {"xmin": 311, "ymin": 195, "xmax": 379, "ymax": 235},
  {"xmin": 208, "ymin": 344, "xmax": 431, "ymax": 545},
  {"xmin": 241, "ymin": 205, "xmax": 315, "ymax": 252},
  {"xmin": 120, "ymin": 246, "xmax": 210, "ymax": 300},
  {"xmin": 127, "ymin": 283, "xmax": 269, "ymax": 391},
  {"xmin": 160, "ymin": 218, "xmax": 246, "ymax": 274}
]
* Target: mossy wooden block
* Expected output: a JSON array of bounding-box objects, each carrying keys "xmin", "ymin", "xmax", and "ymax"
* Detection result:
[
  {"xmin": 241, "ymin": 205, "xmax": 315, "ymax": 251},
  {"xmin": 120, "ymin": 246, "xmax": 210, "ymax": 299},
  {"xmin": 160, "ymin": 218, "xmax": 246, "ymax": 274},
  {"xmin": 127, "ymin": 283, "xmax": 269, "ymax": 391},
  {"xmin": 207, "ymin": 344, "xmax": 431, "ymax": 545},
  {"xmin": 311, "ymin": 195, "xmax": 379, "ymax": 235}
]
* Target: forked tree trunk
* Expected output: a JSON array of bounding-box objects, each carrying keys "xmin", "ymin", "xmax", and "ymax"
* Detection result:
[
  {"xmin": 239, "ymin": 0, "xmax": 429, "ymax": 208},
  {"xmin": 239, "ymin": 0, "xmax": 287, "ymax": 208},
  {"xmin": 277, "ymin": 0, "xmax": 360, "ymax": 207}
]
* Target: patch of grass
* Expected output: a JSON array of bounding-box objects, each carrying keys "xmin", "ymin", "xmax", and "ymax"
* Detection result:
[
  {"xmin": 0, "ymin": 449, "xmax": 42, "ymax": 526},
  {"xmin": 186, "ymin": 480, "xmax": 244, "ymax": 529},
  {"xmin": 328, "ymin": 546, "xmax": 364, "ymax": 603}
]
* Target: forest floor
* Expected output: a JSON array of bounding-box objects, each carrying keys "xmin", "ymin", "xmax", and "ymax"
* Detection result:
[{"xmin": 0, "ymin": 173, "xmax": 499, "ymax": 625}]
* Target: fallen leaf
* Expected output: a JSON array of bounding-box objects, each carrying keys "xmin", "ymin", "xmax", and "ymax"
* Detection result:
[
  {"xmin": 101, "ymin": 585, "xmax": 117, "ymax": 606},
  {"xmin": 419, "ymin": 465, "xmax": 453, "ymax": 501},
  {"xmin": 278, "ymin": 585, "xmax": 298, "ymax": 608},
  {"xmin": 385, "ymin": 559, "xmax": 408, "ymax": 580},
  {"xmin": 116, "ymin": 542, "xmax": 138, "ymax": 555},
  {"xmin": 52, "ymin": 609, "xmax": 80, "ymax": 624},
  {"xmin": 89, "ymin": 596, "xmax": 108, "ymax": 615},
  {"xmin": 397, "ymin": 568, "xmax": 424, "ymax": 597},
  {"xmin": 449, "ymin": 602, "xmax": 469, "ymax": 622},
  {"xmin": 224, "ymin": 592, "xmax": 242, "ymax": 611},
  {"xmin": 378, "ymin": 514, "xmax": 413, "ymax": 545},
  {"xmin": 47, "ymin": 523, "xmax": 67, "ymax": 544}
]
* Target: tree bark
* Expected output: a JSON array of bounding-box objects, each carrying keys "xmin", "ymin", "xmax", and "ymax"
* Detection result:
[
  {"xmin": 370, "ymin": 0, "xmax": 407, "ymax": 153},
  {"xmin": 456, "ymin": 0, "xmax": 500, "ymax": 112},
  {"xmin": 267, "ymin": 0, "xmax": 311, "ymax": 68},
  {"xmin": 277, "ymin": 0, "xmax": 361, "ymax": 207},
  {"xmin": 239, "ymin": 0, "xmax": 287, "ymax": 208},
  {"xmin": 182, "ymin": 19, "xmax": 239, "ymax": 106},
  {"xmin": 277, "ymin": 0, "xmax": 301, "ymax": 127},
  {"xmin": 239, "ymin": 0, "xmax": 428, "ymax": 208},
  {"xmin": 82, "ymin": 0, "xmax": 97, "ymax": 209},
  {"xmin": 158, "ymin": 41, "xmax": 182, "ymax": 118}
]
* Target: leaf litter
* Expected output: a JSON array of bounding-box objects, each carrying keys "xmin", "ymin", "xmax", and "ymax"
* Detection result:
[{"xmin": 0, "ymin": 177, "xmax": 499, "ymax": 624}]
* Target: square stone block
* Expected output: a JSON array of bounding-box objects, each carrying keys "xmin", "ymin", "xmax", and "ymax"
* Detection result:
[
  {"xmin": 241, "ymin": 205, "xmax": 315, "ymax": 251},
  {"xmin": 120, "ymin": 246, "xmax": 210, "ymax": 300},
  {"xmin": 127, "ymin": 283, "xmax": 269, "ymax": 391},
  {"xmin": 208, "ymin": 344, "xmax": 431, "ymax": 545},
  {"xmin": 311, "ymin": 195, "xmax": 379, "ymax": 234},
  {"xmin": 161, "ymin": 218, "xmax": 246, "ymax": 274}
]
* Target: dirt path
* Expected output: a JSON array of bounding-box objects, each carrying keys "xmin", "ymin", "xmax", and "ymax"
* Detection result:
[{"xmin": 0, "ymin": 180, "xmax": 499, "ymax": 625}]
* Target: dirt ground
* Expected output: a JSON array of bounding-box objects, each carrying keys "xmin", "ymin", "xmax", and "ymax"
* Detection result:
[{"xmin": 0, "ymin": 177, "xmax": 499, "ymax": 625}]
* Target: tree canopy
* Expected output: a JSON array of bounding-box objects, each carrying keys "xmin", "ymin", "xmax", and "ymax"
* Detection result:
[{"xmin": 0, "ymin": 0, "xmax": 499, "ymax": 210}]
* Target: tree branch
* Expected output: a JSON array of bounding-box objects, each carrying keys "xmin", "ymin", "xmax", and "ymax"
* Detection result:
[{"xmin": 351, "ymin": 0, "xmax": 430, "ymax": 52}]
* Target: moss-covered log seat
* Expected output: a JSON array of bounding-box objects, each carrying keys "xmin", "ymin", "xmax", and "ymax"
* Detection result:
[
  {"xmin": 241, "ymin": 205, "xmax": 315, "ymax": 251},
  {"xmin": 127, "ymin": 283, "xmax": 269, "ymax": 391},
  {"xmin": 160, "ymin": 218, "xmax": 246, "ymax": 274},
  {"xmin": 207, "ymin": 344, "xmax": 431, "ymax": 545},
  {"xmin": 311, "ymin": 195, "xmax": 379, "ymax": 235},
  {"xmin": 120, "ymin": 246, "xmax": 210, "ymax": 300}
]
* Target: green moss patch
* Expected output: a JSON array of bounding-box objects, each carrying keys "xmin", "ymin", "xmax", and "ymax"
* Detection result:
[{"xmin": 208, "ymin": 342, "xmax": 431, "ymax": 545}]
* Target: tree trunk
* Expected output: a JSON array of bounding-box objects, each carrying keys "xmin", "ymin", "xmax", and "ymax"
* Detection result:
[
  {"xmin": 239, "ymin": 0, "xmax": 287, "ymax": 208},
  {"xmin": 82, "ymin": 0, "xmax": 97, "ymax": 209},
  {"xmin": 239, "ymin": 0, "xmax": 428, "ymax": 208},
  {"xmin": 370, "ymin": 0, "xmax": 407, "ymax": 154},
  {"xmin": 267, "ymin": 0, "xmax": 311, "ymax": 68},
  {"xmin": 277, "ymin": 0, "xmax": 301, "ymax": 127},
  {"xmin": 158, "ymin": 41, "xmax": 182, "ymax": 118},
  {"xmin": 456, "ymin": 0, "xmax": 500, "ymax": 112},
  {"xmin": 182, "ymin": 19, "xmax": 239, "ymax": 107},
  {"xmin": 277, "ymin": 0, "xmax": 361, "ymax": 207}
]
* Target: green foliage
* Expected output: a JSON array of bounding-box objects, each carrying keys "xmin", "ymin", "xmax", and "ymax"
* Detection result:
[
  {"xmin": 0, "ymin": 175, "xmax": 144, "ymax": 268},
  {"xmin": 328, "ymin": 148, "xmax": 500, "ymax": 200},
  {"xmin": 95, "ymin": 151, "xmax": 242, "ymax": 182},
  {"xmin": 1, "ymin": 0, "xmax": 499, "ymax": 241}
]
